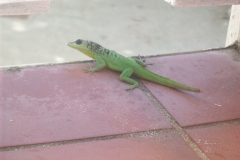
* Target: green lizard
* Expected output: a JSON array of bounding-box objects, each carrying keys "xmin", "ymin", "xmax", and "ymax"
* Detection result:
[{"xmin": 67, "ymin": 39, "xmax": 200, "ymax": 92}]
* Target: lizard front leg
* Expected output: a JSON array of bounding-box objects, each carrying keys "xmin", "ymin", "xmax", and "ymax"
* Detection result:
[
  {"xmin": 84, "ymin": 56, "xmax": 107, "ymax": 73},
  {"xmin": 119, "ymin": 68, "xmax": 138, "ymax": 90}
]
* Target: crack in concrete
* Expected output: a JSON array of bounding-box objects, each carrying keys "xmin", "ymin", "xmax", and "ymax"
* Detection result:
[
  {"xmin": 138, "ymin": 81, "xmax": 211, "ymax": 160},
  {"xmin": 0, "ymin": 129, "xmax": 173, "ymax": 152}
]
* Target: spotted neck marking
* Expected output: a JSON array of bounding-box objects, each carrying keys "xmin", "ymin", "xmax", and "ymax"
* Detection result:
[{"xmin": 86, "ymin": 41, "xmax": 112, "ymax": 57}]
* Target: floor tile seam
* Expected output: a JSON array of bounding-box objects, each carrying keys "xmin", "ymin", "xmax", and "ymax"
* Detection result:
[
  {"xmin": 0, "ymin": 60, "xmax": 95, "ymax": 70},
  {"xmin": 0, "ymin": 47, "xmax": 219, "ymax": 69},
  {"xmin": 134, "ymin": 45, "xmax": 236, "ymax": 59},
  {"xmin": 183, "ymin": 118, "xmax": 240, "ymax": 130},
  {"xmin": 138, "ymin": 82, "xmax": 210, "ymax": 160},
  {"xmin": 0, "ymin": 128, "xmax": 173, "ymax": 152},
  {"xmin": 1, "ymin": 45, "xmax": 235, "ymax": 70}
]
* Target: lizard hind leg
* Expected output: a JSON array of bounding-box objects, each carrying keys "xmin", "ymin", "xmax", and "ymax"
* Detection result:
[
  {"xmin": 130, "ymin": 58, "xmax": 147, "ymax": 67},
  {"xmin": 119, "ymin": 68, "xmax": 138, "ymax": 91},
  {"xmin": 131, "ymin": 57, "xmax": 153, "ymax": 66}
]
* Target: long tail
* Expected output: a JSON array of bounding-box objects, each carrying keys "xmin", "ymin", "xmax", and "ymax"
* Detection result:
[{"xmin": 135, "ymin": 67, "xmax": 200, "ymax": 92}]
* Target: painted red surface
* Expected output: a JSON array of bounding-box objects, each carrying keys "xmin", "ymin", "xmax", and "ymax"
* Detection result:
[
  {"xmin": 0, "ymin": 48, "xmax": 239, "ymax": 160},
  {"xmin": 0, "ymin": 63, "xmax": 170, "ymax": 147},
  {"xmin": 0, "ymin": 132, "xmax": 201, "ymax": 160},
  {"xmin": 142, "ymin": 48, "xmax": 240, "ymax": 126},
  {"xmin": 186, "ymin": 123, "xmax": 240, "ymax": 160}
]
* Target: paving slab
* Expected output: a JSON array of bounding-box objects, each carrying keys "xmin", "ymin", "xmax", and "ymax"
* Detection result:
[
  {"xmin": 186, "ymin": 122, "xmax": 240, "ymax": 160},
  {"xmin": 1, "ymin": 47, "xmax": 239, "ymax": 160},
  {"xmin": 0, "ymin": 131, "xmax": 202, "ymax": 160},
  {"xmin": 142, "ymin": 48, "xmax": 240, "ymax": 126},
  {"xmin": 0, "ymin": 62, "xmax": 171, "ymax": 147}
]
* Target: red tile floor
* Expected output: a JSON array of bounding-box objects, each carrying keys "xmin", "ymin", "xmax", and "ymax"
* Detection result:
[{"xmin": 0, "ymin": 47, "xmax": 240, "ymax": 160}]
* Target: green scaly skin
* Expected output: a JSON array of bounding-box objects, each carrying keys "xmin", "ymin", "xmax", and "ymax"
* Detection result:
[{"xmin": 67, "ymin": 39, "xmax": 200, "ymax": 92}]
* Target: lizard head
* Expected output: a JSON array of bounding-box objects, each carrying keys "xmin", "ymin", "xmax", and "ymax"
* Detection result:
[{"xmin": 67, "ymin": 39, "xmax": 94, "ymax": 58}]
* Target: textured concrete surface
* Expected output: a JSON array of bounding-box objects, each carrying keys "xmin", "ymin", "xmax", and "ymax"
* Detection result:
[
  {"xmin": 0, "ymin": 62, "xmax": 171, "ymax": 147},
  {"xmin": 186, "ymin": 122, "xmax": 240, "ymax": 160},
  {"xmin": 142, "ymin": 48, "xmax": 240, "ymax": 126},
  {"xmin": 0, "ymin": 0, "xmax": 230, "ymax": 66},
  {"xmin": 0, "ymin": 48, "xmax": 239, "ymax": 160},
  {"xmin": 0, "ymin": 132, "xmax": 203, "ymax": 160}
]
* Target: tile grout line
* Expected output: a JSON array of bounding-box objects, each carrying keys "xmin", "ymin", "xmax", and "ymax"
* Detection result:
[
  {"xmin": 0, "ymin": 128, "xmax": 173, "ymax": 152},
  {"xmin": 138, "ymin": 82, "xmax": 211, "ymax": 160},
  {"xmin": 1, "ymin": 45, "xmax": 235, "ymax": 69},
  {"xmin": 0, "ymin": 83, "xmax": 238, "ymax": 154},
  {"xmin": 183, "ymin": 118, "xmax": 240, "ymax": 130},
  {"xmin": 1, "ymin": 119, "xmax": 238, "ymax": 153}
]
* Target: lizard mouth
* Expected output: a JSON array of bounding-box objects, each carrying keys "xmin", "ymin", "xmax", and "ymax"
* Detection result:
[
  {"xmin": 67, "ymin": 39, "xmax": 85, "ymax": 47},
  {"xmin": 67, "ymin": 41, "xmax": 79, "ymax": 49},
  {"xmin": 67, "ymin": 42, "xmax": 74, "ymax": 47}
]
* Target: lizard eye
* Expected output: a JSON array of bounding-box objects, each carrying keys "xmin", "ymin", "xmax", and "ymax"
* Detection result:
[{"xmin": 75, "ymin": 39, "xmax": 83, "ymax": 45}]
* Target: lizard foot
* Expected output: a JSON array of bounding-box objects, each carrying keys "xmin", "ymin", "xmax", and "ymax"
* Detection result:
[
  {"xmin": 125, "ymin": 85, "xmax": 143, "ymax": 91},
  {"xmin": 84, "ymin": 67, "xmax": 95, "ymax": 73},
  {"xmin": 138, "ymin": 55, "xmax": 154, "ymax": 65},
  {"xmin": 125, "ymin": 86, "xmax": 146, "ymax": 92},
  {"xmin": 126, "ymin": 88, "xmax": 133, "ymax": 91},
  {"xmin": 125, "ymin": 85, "xmax": 135, "ymax": 91}
]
